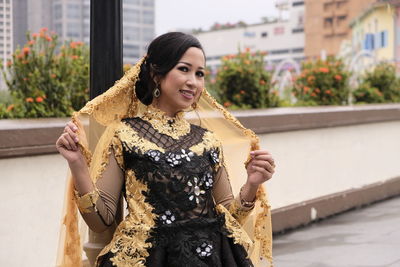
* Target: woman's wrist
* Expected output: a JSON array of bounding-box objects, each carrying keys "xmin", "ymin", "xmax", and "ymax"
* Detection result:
[{"xmin": 240, "ymin": 182, "xmax": 259, "ymax": 207}]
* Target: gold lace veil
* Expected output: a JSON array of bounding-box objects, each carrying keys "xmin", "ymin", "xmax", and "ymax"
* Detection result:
[{"xmin": 56, "ymin": 57, "xmax": 273, "ymax": 267}]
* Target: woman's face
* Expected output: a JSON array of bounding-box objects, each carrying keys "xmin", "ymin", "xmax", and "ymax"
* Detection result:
[{"xmin": 155, "ymin": 47, "xmax": 205, "ymax": 116}]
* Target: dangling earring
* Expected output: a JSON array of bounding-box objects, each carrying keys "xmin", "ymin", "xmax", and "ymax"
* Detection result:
[
  {"xmin": 191, "ymin": 102, "xmax": 197, "ymax": 109},
  {"xmin": 153, "ymin": 84, "xmax": 161, "ymax": 98}
]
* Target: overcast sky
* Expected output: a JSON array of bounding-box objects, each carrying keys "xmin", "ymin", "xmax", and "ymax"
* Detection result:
[{"xmin": 155, "ymin": 0, "xmax": 279, "ymax": 35}]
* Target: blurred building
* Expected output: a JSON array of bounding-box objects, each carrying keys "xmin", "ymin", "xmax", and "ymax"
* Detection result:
[
  {"xmin": 194, "ymin": 0, "xmax": 305, "ymax": 69},
  {"xmin": 304, "ymin": 0, "xmax": 377, "ymax": 59},
  {"xmin": 0, "ymin": 0, "xmax": 13, "ymax": 68},
  {"xmin": 10, "ymin": 0, "xmax": 154, "ymax": 64},
  {"xmin": 349, "ymin": 1, "xmax": 394, "ymax": 61}
]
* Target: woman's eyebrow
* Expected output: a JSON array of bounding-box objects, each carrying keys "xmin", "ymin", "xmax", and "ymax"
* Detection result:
[{"xmin": 178, "ymin": 61, "xmax": 205, "ymax": 70}]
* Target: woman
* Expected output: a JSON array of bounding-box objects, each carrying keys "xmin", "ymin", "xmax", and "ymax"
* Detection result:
[{"xmin": 56, "ymin": 32, "xmax": 274, "ymax": 267}]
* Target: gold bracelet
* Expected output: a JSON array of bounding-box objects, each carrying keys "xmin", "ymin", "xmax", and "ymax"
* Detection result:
[{"xmin": 239, "ymin": 186, "xmax": 256, "ymax": 208}]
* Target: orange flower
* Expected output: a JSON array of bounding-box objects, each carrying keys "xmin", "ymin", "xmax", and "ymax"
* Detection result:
[
  {"xmin": 245, "ymin": 47, "xmax": 250, "ymax": 53},
  {"xmin": 315, "ymin": 88, "xmax": 321, "ymax": 94},
  {"xmin": 40, "ymin": 27, "xmax": 48, "ymax": 32},
  {"xmin": 334, "ymin": 74, "xmax": 342, "ymax": 81},
  {"xmin": 32, "ymin": 33, "xmax": 39, "ymax": 39},
  {"xmin": 28, "ymin": 40, "xmax": 35, "ymax": 46},
  {"xmin": 25, "ymin": 97, "xmax": 34, "ymax": 103},
  {"xmin": 35, "ymin": 96, "xmax": 44, "ymax": 103},
  {"xmin": 23, "ymin": 77, "xmax": 28, "ymax": 81},
  {"xmin": 71, "ymin": 55, "xmax": 79, "ymax": 60},
  {"xmin": 303, "ymin": 86, "xmax": 310, "ymax": 93},
  {"xmin": 244, "ymin": 60, "xmax": 250, "ymax": 65},
  {"xmin": 45, "ymin": 35, "xmax": 53, "ymax": 42},
  {"xmin": 259, "ymin": 80, "xmax": 266, "ymax": 85},
  {"xmin": 6, "ymin": 104, "xmax": 14, "ymax": 112},
  {"xmin": 6, "ymin": 60, "xmax": 12, "ymax": 67},
  {"xmin": 326, "ymin": 89, "xmax": 332, "ymax": 95},
  {"xmin": 223, "ymin": 101, "xmax": 232, "ymax": 107},
  {"xmin": 51, "ymin": 73, "xmax": 56, "ymax": 78},
  {"xmin": 319, "ymin": 67, "xmax": 329, "ymax": 73},
  {"xmin": 240, "ymin": 90, "xmax": 245, "ymax": 94},
  {"xmin": 70, "ymin": 42, "xmax": 77, "ymax": 49},
  {"xmin": 310, "ymin": 92, "xmax": 317, "ymax": 97},
  {"xmin": 307, "ymin": 76, "xmax": 315, "ymax": 83},
  {"xmin": 22, "ymin": 60, "xmax": 28, "ymax": 64},
  {"xmin": 22, "ymin": 47, "xmax": 30, "ymax": 55}
]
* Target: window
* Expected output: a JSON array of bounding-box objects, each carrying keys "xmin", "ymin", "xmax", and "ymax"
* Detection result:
[
  {"xmin": 261, "ymin": 32, "xmax": 268, "ymax": 38},
  {"xmin": 142, "ymin": 0, "xmax": 154, "ymax": 7},
  {"xmin": 324, "ymin": 17, "xmax": 333, "ymax": 28},
  {"xmin": 142, "ymin": 10, "xmax": 154, "ymax": 24},
  {"xmin": 270, "ymin": 49, "xmax": 290, "ymax": 55},
  {"xmin": 142, "ymin": 28, "xmax": 154, "ymax": 42},
  {"xmin": 124, "ymin": 26, "xmax": 140, "ymax": 41},
  {"xmin": 380, "ymin": 31, "xmax": 388, "ymax": 48},
  {"xmin": 124, "ymin": 44, "xmax": 140, "ymax": 58},
  {"xmin": 123, "ymin": 0, "xmax": 140, "ymax": 5},
  {"xmin": 363, "ymin": 33, "xmax": 375, "ymax": 50},
  {"xmin": 124, "ymin": 9, "xmax": 140, "ymax": 23},
  {"xmin": 292, "ymin": 1, "xmax": 304, "ymax": 6},
  {"xmin": 67, "ymin": 4, "xmax": 80, "ymax": 19},
  {"xmin": 292, "ymin": 28, "xmax": 304, "ymax": 33},
  {"xmin": 54, "ymin": 4, "xmax": 62, "ymax": 19},
  {"xmin": 337, "ymin": 15, "xmax": 347, "ymax": 26},
  {"xmin": 292, "ymin": 48, "xmax": 304, "ymax": 53},
  {"xmin": 67, "ymin": 22, "xmax": 81, "ymax": 38},
  {"xmin": 243, "ymin": 31, "xmax": 256, "ymax": 37}
]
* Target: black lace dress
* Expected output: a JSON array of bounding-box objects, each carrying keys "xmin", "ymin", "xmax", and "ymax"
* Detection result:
[{"xmin": 95, "ymin": 109, "xmax": 254, "ymax": 267}]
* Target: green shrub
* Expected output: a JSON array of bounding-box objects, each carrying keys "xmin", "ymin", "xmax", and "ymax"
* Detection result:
[
  {"xmin": 213, "ymin": 49, "xmax": 279, "ymax": 109},
  {"xmin": 293, "ymin": 57, "xmax": 350, "ymax": 106},
  {"xmin": 354, "ymin": 62, "xmax": 400, "ymax": 103},
  {"xmin": 0, "ymin": 28, "xmax": 89, "ymax": 119}
]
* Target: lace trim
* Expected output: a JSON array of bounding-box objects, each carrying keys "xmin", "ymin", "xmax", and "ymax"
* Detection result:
[
  {"xmin": 111, "ymin": 135, "xmax": 125, "ymax": 171},
  {"xmin": 97, "ymin": 169, "xmax": 156, "ymax": 267},
  {"xmin": 189, "ymin": 130, "xmax": 220, "ymax": 158},
  {"xmin": 140, "ymin": 104, "xmax": 190, "ymax": 139},
  {"xmin": 117, "ymin": 122, "xmax": 165, "ymax": 153},
  {"xmin": 74, "ymin": 189, "xmax": 100, "ymax": 214},
  {"xmin": 254, "ymin": 186, "xmax": 273, "ymax": 262},
  {"xmin": 215, "ymin": 204, "xmax": 254, "ymax": 254},
  {"xmin": 228, "ymin": 197, "xmax": 253, "ymax": 225}
]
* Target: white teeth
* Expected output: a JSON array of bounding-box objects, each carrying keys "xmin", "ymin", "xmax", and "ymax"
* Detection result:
[{"xmin": 180, "ymin": 90, "xmax": 194, "ymax": 96}]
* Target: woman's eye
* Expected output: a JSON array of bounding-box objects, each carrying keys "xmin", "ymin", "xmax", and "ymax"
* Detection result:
[
  {"xmin": 196, "ymin": 71, "xmax": 205, "ymax": 77},
  {"xmin": 178, "ymin": 66, "xmax": 189, "ymax": 72}
]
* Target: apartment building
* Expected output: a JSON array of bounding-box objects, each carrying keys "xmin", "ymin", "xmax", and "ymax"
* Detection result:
[{"xmin": 305, "ymin": 0, "xmax": 377, "ymax": 58}]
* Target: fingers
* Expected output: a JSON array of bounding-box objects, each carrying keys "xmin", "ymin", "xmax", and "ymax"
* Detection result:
[
  {"xmin": 57, "ymin": 121, "xmax": 79, "ymax": 151},
  {"xmin": 250, "ymin": 150, "xmax": 275, "ymax": 167},
  {"xmin": 252, "ymin": 166, "xmax": 273, "ymax": 180},
  {"xmin": 251, "ymin": 159, "xmax": 275, "ymax": 174}
]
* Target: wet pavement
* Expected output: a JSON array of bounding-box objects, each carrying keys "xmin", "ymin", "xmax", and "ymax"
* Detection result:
[{"xmin": 272, "ymin": 196, "xmax": 400, "ymax": 267}]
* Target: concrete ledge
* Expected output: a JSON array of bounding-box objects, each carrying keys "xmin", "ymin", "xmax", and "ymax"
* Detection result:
[
  {"xmin": 0, "ymin": 118, "xmax": 69, "ymax": 158},
  {"xmin": 271, "ymin": 176, "xmax": 400, "ymax": 234},
  {"xmin": 234, "ymin": 103, "xmax": 400, "ymax": 134},
  {"xmin": 1, "ymin": 104, "xmax": 400, "ymax": 158}
]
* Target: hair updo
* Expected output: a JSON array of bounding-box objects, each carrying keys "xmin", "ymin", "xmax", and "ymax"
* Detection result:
[{"xmin": 135, "ymin": 32, "xmax": 205, "ymax": 105}]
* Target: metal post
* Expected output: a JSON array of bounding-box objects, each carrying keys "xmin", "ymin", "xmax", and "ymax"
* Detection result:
[
  {"xmin": 90, "ymin": 0, "xmax": 123, "ymax": 100},
  {"xmin": 84, "ymin": 0, "xmax": 123, "ymax": 266}
]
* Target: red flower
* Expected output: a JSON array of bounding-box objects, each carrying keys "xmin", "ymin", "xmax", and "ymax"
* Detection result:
[
  {"xmin": 35, "ymin": 97, "xmax": 44, "ymax": 103},
  {"xmin": 22, "ymin": 47, "xmax": 30, "ymax": 55},
  {"xmin": 28, "ymin": 40, "xmax": 35, "ymax": 46},
  {"xmin": 6, "ymin": 60, "xmax": 12, "ymax": 67},
  {"xmin": 259, "ymin": 80, "xmax": 266, "ymax": 85},
  {"xmin": 303, "ymin": 86, "xmax": 310, "ymax": 93},
  {"xmin": 319, "ymin": 67, "xmax": 329, "ymax": 73},
  {"xmin": 26, "ymin": 97, "xmax": 34, "ymax": 103},
  {"xmin": 334, "ymin": 74, "xmax": 342, "ymax": 81},
  {"xmin": 6, "ymin": 104, "xmax": 14, "ymax": 112}
]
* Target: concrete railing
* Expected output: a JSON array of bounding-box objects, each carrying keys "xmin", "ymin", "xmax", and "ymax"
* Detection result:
[{"xmin": 1, "ymin": 103, "xmax": 400, "ymax": 266}]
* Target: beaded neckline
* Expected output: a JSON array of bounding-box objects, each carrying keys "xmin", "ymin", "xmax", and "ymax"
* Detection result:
[{"xmin": 139, "ymin": 105, "xmax": 190, "ymax": 139}]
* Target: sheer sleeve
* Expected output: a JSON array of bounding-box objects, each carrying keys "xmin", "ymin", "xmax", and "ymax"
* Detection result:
[
  {"xmin": 212, "ymin": 161, "xmax": 254, "ymax": 225},
  {"xmin": 74, "ymin": 136, "xmax": 125, "ymax": 233}
]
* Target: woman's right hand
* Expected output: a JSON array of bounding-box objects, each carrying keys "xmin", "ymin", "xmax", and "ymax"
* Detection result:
[{"xmin": 56, "ymin": 121, "xmax": 84, "ymax": 164}]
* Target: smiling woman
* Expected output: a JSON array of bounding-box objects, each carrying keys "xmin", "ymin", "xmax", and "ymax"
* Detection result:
[{"xmin": 56, "ymin": 32, "xmax": 274, "ymax": 267}]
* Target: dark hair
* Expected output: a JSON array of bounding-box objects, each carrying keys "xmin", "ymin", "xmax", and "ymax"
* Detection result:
[{"xmin": 135, "ymin": 32, "xmax": 205, "ymax": 105}]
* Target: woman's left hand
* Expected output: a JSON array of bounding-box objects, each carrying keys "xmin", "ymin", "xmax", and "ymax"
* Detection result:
[{"xmin": 246, "ymin": 150, "xmax": 275, "ymax": 186}]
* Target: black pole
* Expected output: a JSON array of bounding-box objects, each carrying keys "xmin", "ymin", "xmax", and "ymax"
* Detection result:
[{"xmin": 90, "ymin": 0, "xmax": 123, "ymax": 100}]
